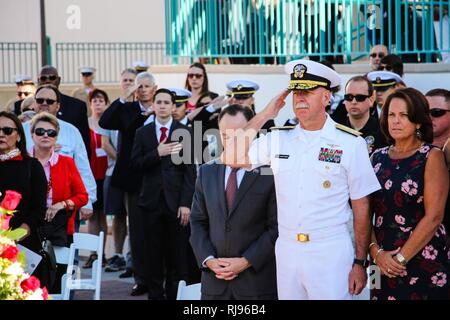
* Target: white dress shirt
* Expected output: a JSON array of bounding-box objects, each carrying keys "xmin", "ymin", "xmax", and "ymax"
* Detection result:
[
  {"xmin": 155, "ymin": 117, "xmax": 173, "ymax": 141},
  {"xmin": 23, "ymin": 119, "xmax": 97, "ymax": 209}
]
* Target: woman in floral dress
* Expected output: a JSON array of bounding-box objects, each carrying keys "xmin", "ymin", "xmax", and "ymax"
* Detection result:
[{"xmin": 370, "ymin": 88, "xmax": 450, "ymax": 300}]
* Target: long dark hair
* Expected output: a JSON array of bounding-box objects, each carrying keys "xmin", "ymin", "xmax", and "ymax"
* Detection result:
[
  {"xmin": 184, "ymin": 62, "xmax": 209, "ymax": 94},
  {"xmin": 0, "ymin": 111, "xmax": 30, "ymax": 158}
]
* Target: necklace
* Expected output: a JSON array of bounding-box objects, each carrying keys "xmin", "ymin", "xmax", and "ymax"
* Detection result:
[{"xmin": 0, "ymin": 148, "xmax": 21, "ymax": 161}]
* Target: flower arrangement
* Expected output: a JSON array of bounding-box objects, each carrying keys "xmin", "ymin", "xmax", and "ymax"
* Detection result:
[{"xmin": 0, "ymin": 190, "xmax": 48, "ymax": 300}]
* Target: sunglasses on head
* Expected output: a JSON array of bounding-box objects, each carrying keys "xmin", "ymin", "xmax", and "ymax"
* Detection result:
[
  {"xmin": 344, "ymin": 94, "xmax": 370, "ymax": 102},
  {"xmin": 39, "ymin": 75, "xmax": 58, "ymax": 82},
  {"xmin": 34, "ymin": 127, "xmax": 58, "ymax": 138},
  {"xmin": 81, "ymin": 72, "xmax": 93, "ymax": 77},
  {"xmin": 35, "ymin": 98, "xmax": 57, "ymax": 105},
  {"xmin": 430, "ymin": 108, "xmax": 450, "ymax": 118},
  {"xmin": 0, "ymin": 127, "xmax": 18, "ymax": 135},
  {"xmin": 370, "ymin": 52, "xmax": 385, "ymax": 59},
  {"xmin": 187, "ymin": 73, "xmax": 203, "ymax": 79},
  {"xmin": 17, "ymin": 91, "xmax": 33, "ymax": 97}
]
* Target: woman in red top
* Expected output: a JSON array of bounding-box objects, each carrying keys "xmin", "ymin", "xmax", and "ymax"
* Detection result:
[
  {"xmin": 30, "ymin": 111, "xmax": 88, "ymax": 293},
  {"xmin": 30, "ymin": 112, "xmax": 88, "ymax": 245},
  {"xmin": 84, "ymin": 89, "xmax": 109, "ymax": 268}
]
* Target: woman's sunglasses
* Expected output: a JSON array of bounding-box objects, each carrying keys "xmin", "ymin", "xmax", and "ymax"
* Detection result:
[
  {"xmin": 344, "ymin": 94, "xmax": 370, "ymax": 102},
  {"xmin": 430, "ymin": 108, "xmax": 450, "ymax": 118},
  {"xmin": 34, "ymin": 128, "xmax": 58, "ymax": 138},
  {"xmin": 39, "ymin": 75, "xmax": 58, "ymax": 82},
  {"xmin": 187, "ymin": 73, "xmax": 203, "ymax": 79},
  {"xmin": 0, "ymin": 127, "xmax": 18, "ymax": 135}
]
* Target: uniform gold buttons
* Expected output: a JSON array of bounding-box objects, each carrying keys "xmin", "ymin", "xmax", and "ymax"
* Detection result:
[{"xmin": 323, "ymin": 180, "xmax": 331, "ymax": 188}]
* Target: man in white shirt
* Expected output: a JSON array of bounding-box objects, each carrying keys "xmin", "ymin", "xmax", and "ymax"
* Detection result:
[{"xmin": 222, "ymin": 59, "xmax": 381, "ymax": 300}]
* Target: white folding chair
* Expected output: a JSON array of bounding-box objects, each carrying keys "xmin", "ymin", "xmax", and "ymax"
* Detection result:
[
  {"xmin": 63, "ymin": 231, "xmax": 104, "ymax": 300},
  {"xmin": 49, "ymin": 245, "xmax": 71, "ymax": 300},
  {"xmin": 176, "ymin": 280, "xmax": 201, "ymax": 300}
]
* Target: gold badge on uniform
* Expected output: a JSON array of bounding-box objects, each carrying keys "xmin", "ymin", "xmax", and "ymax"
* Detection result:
[{"xmin": 323, "ymin": 180, "xmax": 331, "ymax": 189}]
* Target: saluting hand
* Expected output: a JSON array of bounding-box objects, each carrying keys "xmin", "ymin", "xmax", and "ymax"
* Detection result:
[
  {"xmin": 122, "ymin": 84, "xmax": 138, "ymax": 101},
  {"xmin": 157, "ymin": 138, "xmax": 182, "ymax": 157},
  {"xmin": 261, "ymin": 90, "xmax": 290, "ymax": 119}
]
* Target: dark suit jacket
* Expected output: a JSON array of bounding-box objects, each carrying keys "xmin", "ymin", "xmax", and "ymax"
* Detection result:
[
  {"xmin": 190, "ymin": 162, "xmax": 278, "ymax": 298},
  {"xmin": 130, "ymin": 120, "xmax": 196, "ymax": 213},
  {"xmin": 58, "ymin": 94, "xmax": 91, "ymax": 158},
  {"xmin": 99, "ymin": 99, "xmax": 149, "ymax": 193}
]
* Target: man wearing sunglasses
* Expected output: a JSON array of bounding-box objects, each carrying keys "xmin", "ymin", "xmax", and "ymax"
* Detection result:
[
  {"xmin": 425, "ymin": 89, "xmax": 450, "ymax": 149},
  {"xmin": 369, "ymin": 45, "xmax": 389, "ymax": 71},
  {"xmin": 343, "ymin": 76, "xmax": 385, "ymax": 155},
  {"xmin": 11, "ymin": 76, "xmax": 37, "ymax": 116},
  {"xmin": 38, "ymin": 65, "xmax": 91, "ymax": 160},
  {"xmin": 71, "ymin": 66, "xmax": 97, "ymax": 109},
  {"xmin": 425, "ymin": 89, "xmax": 450, "ymax": 249}
]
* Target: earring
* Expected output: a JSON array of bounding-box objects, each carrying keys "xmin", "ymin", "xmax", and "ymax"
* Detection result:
[{"xmin": 416, "ymin": 129, "xmax": 422, "ymax": 139}]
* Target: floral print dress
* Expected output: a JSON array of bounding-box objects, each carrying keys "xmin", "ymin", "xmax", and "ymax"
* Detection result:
[{"xmin": 371, "ymin": 144, "xmax": 450, "ymax": 300}]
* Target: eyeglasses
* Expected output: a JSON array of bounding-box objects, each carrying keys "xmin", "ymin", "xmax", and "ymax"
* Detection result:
[
  {"xmin": 35, "ymin": 98, "xmax": 57, "ymax": 105},
  {"xmin": 430, "ymin": 108, "xmax": 450, "ymax": 118},
  {"xmin": 81, "ymin": 72, "xmax": 93, "ymax": 77},
  {"xmin": 0, "ymin": 127, "xmax": 18, "ymax": 135},
  {"xmin": 378, "ymin": 64, "xmax": 393, "ymax": 71},
  {"xmin": 39, "ymin": 75, "xmax": 58, "ymax": 82},
  {"xmin": 187, "ymin": 73, "xmax": 203, "ymax": 79},
  {"xmin": 34, "ymin": 128, "xmax": 58, "ymax": 138},
  {"xmin": 370, "ymin": 52, "xmax": 385, "ymax": 59},
  {"xmin": 344, "ymin": 94, "xmax": 370, "ymax": 102},
  {"xmin": 17, "ymin": 91, "xmax": 33, "ymax": 97}
]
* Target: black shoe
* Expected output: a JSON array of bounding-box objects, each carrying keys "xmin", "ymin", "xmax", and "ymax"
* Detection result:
[
  {"xmin": 83, "ymin": 253, "xmax": 97, "ymax": 269},
  {"xmin": 105, "ymin": 255, "xmax": 126, "ymax": 272},
  {"xmin": 119, "ymin": 268, "xmax": 133, "ymax": 278},
  {"xmin": 130, "ymin": 284, "xmax": 148, "ymax": 296}
]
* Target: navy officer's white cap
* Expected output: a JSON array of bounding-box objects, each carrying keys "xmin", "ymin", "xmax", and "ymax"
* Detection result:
[
  {"xmin": 168, "ymin": 87, "xmax": 192, "ymax": 105},
  {"xmin": 367, "ymin": 70, "xmax": 404, "ymax": 90},
  {"xmin": 284, "ymin": 59, "xmax": 341, "ymax": 90},
  {"xmin": 132, "ymin": 61, "xmax": 149, "ymax": 72},
  {"xmin": 14, "ymin": 74, "xmax": 33, "ymax": 85},
  {"xmin": 226, "ymin": 79, "xmax": 259, "ymax": 99},
  {"xmin": 79, "ymin": 66, "xmax": 96, "ymax": 74}
]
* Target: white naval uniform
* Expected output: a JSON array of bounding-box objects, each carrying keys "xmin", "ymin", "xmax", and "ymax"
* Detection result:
[{"xmin": 248, "ymin": 115, "xmax": 381, "ymax": 300}]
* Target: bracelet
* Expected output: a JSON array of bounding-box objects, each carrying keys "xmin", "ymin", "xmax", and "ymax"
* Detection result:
[
  {"xmin": 368, "ymin": 242, "xmax": 378, "ymax": 251},
  {"xmin": 374, "ymin": 248, "xmax": 384, "ymax": 265}
]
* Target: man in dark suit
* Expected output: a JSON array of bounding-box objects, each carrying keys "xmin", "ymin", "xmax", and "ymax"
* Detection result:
[
  {"xmin": 190, "ymin": 104, "xmax": 278, "ymax": 300},
  {"xmin": 37, "ymin": 66, "xmax": 90, "ymax": 159},
  {"xmin": 130, "ymin": 88, "xmax": 196, "ymax": 300},
  {"xmin": 98, "ymin": 71, "xmax": 157, "ymax": 295}
]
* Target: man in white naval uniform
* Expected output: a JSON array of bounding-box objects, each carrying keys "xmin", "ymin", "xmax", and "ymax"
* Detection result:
[{"xmin": 222, "ymin": 59, "xmax": 381, "ymax": 300}]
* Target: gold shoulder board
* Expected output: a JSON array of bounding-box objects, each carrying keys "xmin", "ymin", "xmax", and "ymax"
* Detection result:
[
  {"xmin": 335, "ymin": 123, "xmax": 362, "ymax": 137},
  {"xmin": 270, "ymin": 126, "xmax": 296, "ymax": 131}
]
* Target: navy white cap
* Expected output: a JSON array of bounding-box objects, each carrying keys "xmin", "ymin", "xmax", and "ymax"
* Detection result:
[
  {"xmin": 14, "ymin": 74, "xmax": 33, "ymax": 85},
  {"xmin": 132, "ymin": 61, "xmax": 149, "ymax": 72},
  {"xmin": 168, "ymin": 87, "xmax": 192, "ymax": 105},
  {"xmin": 226, "ymin": 79, "xmax": 259, "ymax": 99},
  {"xmin": 284, "ymin": 59, "xmax": 341, "ymax": 91},
  {"xmin": 79, "ymin": 66, "xmax": 96, "ymax": 74},
  {"xmin": 367, "ymin": 71, "xmax": 403, "ymax": 91}
]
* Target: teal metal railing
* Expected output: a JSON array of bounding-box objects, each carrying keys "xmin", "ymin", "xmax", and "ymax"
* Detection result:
[
  {"xmin": 165, "ymin": 0, "xmax": 450, "ymax": 63},
  {"xmin": 54, "ymin": 42, "xmax": 191, "ymax": 83},
  {"xmin": 0, "ymin": 42, "xmax": 39, "ymax": 84}
]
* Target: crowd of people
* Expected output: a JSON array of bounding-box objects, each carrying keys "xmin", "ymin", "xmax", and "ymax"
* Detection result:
[{"xmin": 1, "ymin": 52, "xmax": 450, "ymax": 300}]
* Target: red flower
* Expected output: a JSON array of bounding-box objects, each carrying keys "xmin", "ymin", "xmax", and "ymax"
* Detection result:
[
  {"xmin": 41, "ymin": 287, "xmax": 49, "ymax": 300},
  {"xmin": 387, "ymin": 277, "xmax": 398, "ymax": 288},
  {"xmin": 393, "ymin": 238, "xmax": 406, "ymax": 248},
  {"xmin": 1, "ymin": 190, "xmax": 22, "ymax": 211},
  {"xmin": 419, "ymin": 259, "xmax": 441, "ymax": 274},
  {"xmin": 20, "ymin": 276, "xmax": 41, "ymax": 292},
  {"xmin": 0, "ymin": 245, "xmax": 19, "ymax": 262},
  {"xmin": 393, "ymin": 191, "xmax": 404, "ymax": 207},
  {"xmin": 376, "ymin": 230, "xmax": 385, "ymax": 242}
]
